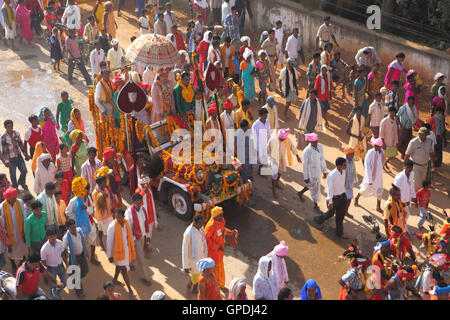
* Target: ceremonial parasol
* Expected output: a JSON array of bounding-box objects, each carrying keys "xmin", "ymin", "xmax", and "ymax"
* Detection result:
[{"xmin": 125, "ymin": 33, "xmax": 178, "ymax": 69}]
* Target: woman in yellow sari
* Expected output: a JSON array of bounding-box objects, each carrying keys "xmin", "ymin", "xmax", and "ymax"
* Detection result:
[
  {"xmin": 93, "ymin": 0, "xmax": 105, "ymax": 30},
  {"xmin": 31, "ymin": 141, "xmax": 47, "ymax": 176}
]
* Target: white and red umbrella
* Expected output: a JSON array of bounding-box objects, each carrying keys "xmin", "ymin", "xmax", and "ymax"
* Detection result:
[{"xmin": 125, "ymin": 33, "xmax": 178, "ymax": 69}]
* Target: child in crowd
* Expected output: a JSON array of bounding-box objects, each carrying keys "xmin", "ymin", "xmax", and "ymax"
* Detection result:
[
  {"xmin": 22, "ymin": 193, "xmax": 35, "ymax": 219},
  {"xmin": 55, "ymin": 171, "xmax": 70, "ymax": 206},
  {"xmin": 138, "ymin": 9, "xmax": 151, "ymax": 35},
  {"xmin": 416, "ymin": 180, "xmax": 432, "ymax": 229},
  {"xmin": 50, "ymin": 27, "xmax": 63, "ymax": 72},
  {"xmin": 307, "ymin": 53, "xmax": 321, "ymax": 94},
  {"xmin": 24, "ymin": 115, "xmax": 43, "ymax": 159},
  {"xmin": 54, "ymin": 189, "xmax": 68, "ymax": 238},
  {"xmin": 45, "ymin": 6, "xmax": 57, "ymax": 37},
  {"xmin": 0, "ymin": 174, "xmax": 11, "ymax": 203}
]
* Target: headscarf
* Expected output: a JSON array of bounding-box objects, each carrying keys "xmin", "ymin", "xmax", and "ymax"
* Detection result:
[
  {"xmin": 278, "ymin": 128, "xmax": 289, "ymax": 140},
  {"xmin": 300, "ymin": 279, "xmax": 322, "ymax": 300},
  {"xmin": 267, "ymin": 96, "xmax": 276, "ymax": 106},
  {"xmin": 38, "ymin": 153, "xmax": 52, "ymax": 167},
  {"xmin": 129, "ymin": 71, "xmax": 140, "ymax": 83},
  {"xmin": 273, "ymin": 241, "xmax": 289, "ymax": 256},
  {"xmin": 259, "ymin": 31, "xmax": 268, "ymax": 44},
  {"xmin": 103, "ymin": 147, "xmax": 115, "ymax": 161},
  {"xmin": 203, "ymin": 31, "xmax": 212, "ymax": 43},
  {"xmin": 150, "ymin": 291, "xmax": 166, "ymax": 300},
  {"xmin": 370, "ymin": 136, "xmax": 383, "ymax": 147},
  {"xmin": 305, "ymin": 133, "xmax": 318, "ymax": 142},
  {"xmin": 240, "ymin": 36, "xmax": 250, "ymax": 46},
  {"xmin": 69, "ymin": 129, "xmax": 84, "ymax": 142},
  {"xmin": 70, "ymin": 109, "xmax": 85, "ymax": 133},
  {"xmin": 253, "ymin": 256, "xmax": 278, "ymax": 300},
  {"xmin": 258, "ymin": 49, "xmax": 267, "ymax": 58},
  {"xmin": 32, "ymin": 142, "xmax": 46, "ymax": 173},
  {"xmin": 434, "ymin": 72, "xmax": 445, "ymax": 82},
  {"xmin": 228, "ymin": 278, "xmax": 247, "ymax": 300},
  {"xmin": 3, "ymin": 187, "xmax": 18, "ymax": 200},
  {"xmin": 210, "ymin": 206, "xmax": 223, "ymax": 219},
  {"xmin": 208, "ymin": 104, "xmax": 218, "ymax": 116},
  {"xmin": 38, "ymin": 106, "xmax": 57, "ymax": 125},
  {"xmin": 287, "ymin": 58, "xmax": 296, "ymax": 65},
  {"xmin": 223, "ymin": 98, "xmax": 233, "ymax": 110},
  {"xmin": 178, "ymin": 50, "xmax": 190, "ymax": 64},
  {"xmin": 344, "ymin": 147, "xmax": 355, "ymax": 155},
  {"xmin": 197, "ymin": 257, "xmax": 215, "ymax": 272},
  {"xmin": 243, "ymin": 47, "xmax": 255, "ymax": 68},
  {"xmin": 104, "ymin": 1, "xmax": 113, "ymax": 8},
  {"xmin": 166, "ymin": 33, "xmax": 175, "ymax": 43},
  {"xmin": 438, "ymin": 86, "xmax": 446, "ymax": 99}
]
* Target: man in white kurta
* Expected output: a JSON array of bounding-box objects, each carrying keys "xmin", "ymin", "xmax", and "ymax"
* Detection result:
[
  {"xmin": 354, "ymin": 138, "xmax": 385, "ymax": 213},
  {"xmin": 0, "ymin": 191, "xmax": 27, "ymax": 271},
  {"xmin": 267, "ymin": 129, "xmax": 301, "ymax": 198},
  {"xmin": 252, "ymin": 108, "xmax": 271, "ymax": 175},
  {"xmin": 34, "ymin": 154, "xmax": 56, "ymax": 195},
  {"xmin": 393, "ymin": 161, "xmax": 416, "ymax": 232},
  {"xmin": 124, "ymin": 194, "xmax": 151, "ymax": 285},
  {"xmin": 106, "ymin": 209, "xmax": 135, "ymax": 296},
  {"xmin": 182, "ymin": 214, "xmax": 208, "ymax": 295},
  {"xmin": 297, "ymin": 133, "xmax": 327, "ymax": 209}
]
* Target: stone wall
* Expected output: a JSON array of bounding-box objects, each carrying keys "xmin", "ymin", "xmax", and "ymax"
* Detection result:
[{"xmin": 253, "ymin": 0, "xmax": 450, "ymax": 83}]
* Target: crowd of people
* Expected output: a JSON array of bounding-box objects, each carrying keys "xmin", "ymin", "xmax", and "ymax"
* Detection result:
[{"xmin": 0, "ymin": 0, "xmax": 449, "ymax": 300}]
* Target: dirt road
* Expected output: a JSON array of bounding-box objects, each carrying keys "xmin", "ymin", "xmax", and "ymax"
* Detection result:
[{"xmin": 0, "ymin": 2, "xmax": 448, "ymax": 300}]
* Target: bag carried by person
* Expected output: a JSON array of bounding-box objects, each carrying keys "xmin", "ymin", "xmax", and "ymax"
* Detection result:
[{"xmin": 295, "ymin": 131, "xmax": 307, "ymax": 150}]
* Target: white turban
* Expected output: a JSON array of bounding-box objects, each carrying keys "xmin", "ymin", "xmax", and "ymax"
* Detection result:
[{"xmin": 111, "ymin": 39, "xmax": 119, "ymax": 46}]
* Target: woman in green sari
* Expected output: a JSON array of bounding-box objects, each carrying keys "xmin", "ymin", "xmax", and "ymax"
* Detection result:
[
  {"xmin": 353, "ymin": 69, "xmax": 369, "ymax": 119},
  {"xmin": 70, "ymin": 129, "xmax": 88, "ymax": 177}
]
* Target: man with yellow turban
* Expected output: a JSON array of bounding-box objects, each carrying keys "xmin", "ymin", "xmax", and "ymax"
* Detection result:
[
  {"xmin": 204, "ymin": 206, "xmax": 237, "ymax": 290},
  {"xmin": 68, "ymin": 177, "xmax": 100, "ymax": 265},
  {"xmin": 0, "ymin": 187, "xmax": 27, "ymax": 274}
]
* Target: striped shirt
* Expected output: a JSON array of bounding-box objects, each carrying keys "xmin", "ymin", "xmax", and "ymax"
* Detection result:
[{"xmin": 1, "ymin": 131, "xmax": 25, "ymax": 164}]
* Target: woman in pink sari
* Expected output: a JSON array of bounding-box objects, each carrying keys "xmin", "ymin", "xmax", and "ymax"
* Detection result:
[
  {"xmin": 384, "ymin": 52, "xmax": 405, "ymax": 90},
  {"xmin": 404, "ymin": 72, "xmax": 422, "ymax": 128},
  {"xmin": 38, "ymin": 106, "xmax": 60, "ymax": 160},
  {"xmin": 15, "ymin": 0, "xmax": 33, "ymax": 44}
]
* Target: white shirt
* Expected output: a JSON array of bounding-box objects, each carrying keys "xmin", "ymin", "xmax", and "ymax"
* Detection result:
[
  {"xmin": 163, "ymin": 11, "xmax": 174, "ymax": 30},
  {"xmin": 252, "ymin": 118, "xmax": 271, "ymax": 153},
  {"xmin": 326, "ymin": 168, "xmax": 346, "ymax": 203},
  {"xmin": 285, "ymin": 35, "xmax": 299, "ymax": 59},
  {"xmin": 393, "ymin": 170, "xmax": 415, "ymax": 203},
  {"xmin": 94, "ymin": 81, "xmax": 114, "ymax": 115},
  {"xmin": 81, "ymin": 159, "xmax": 102, "ymax": 194},
  {"xmin": 63, "ymin": 228, "xmax": 84, "ymax": 255},
  {"xmin": 368, "ymin": 100, "xmax": 383, "ymax": 127},
  {"xmin": 355, "ymin": 47, "xmax": 382, "ymax": 67},
  {"xmin": 138, "ymin": 16, "xmax": 150, "ymax": 35},
  {"xmin": 182, "ymin": 224, "xmax": 208, "ymax": 273},
  {"xmin": 34, "ymin": 163, "xmax": 56, "ymax": 195},
  {"xmin": 221, "ymin": 111, "xmax": 235, "ymax": 130},
  {"xmin": 62, "ymin": 5, "xmax": 81, "ymax": 30},
  {"xmin": 221, "ymin": 1, "xmax": 231, "ymax": 24},
  {"xmin": 106, "ymin": 47, "xmax": 123, "ymax": 71},
  {"xmin": 89, "ymin": 48, "xmax": 105, "ymax": 77},
  {"xmin": 65, "ymin": 197, "xmax": 78, "ymax": 221},
  {"xmin": 125, "ymin": 206, "xmax": 149, "ymax": 240},
  {"xmin": 317, "ymin": 23, "xmax": 334, "ymax": 42},
  {"xmin": 40, "ymin": 240, "xmax": 64, "ymax": 267},
  {"xmin": 274, "ymin": 27, "xmax": 284, "ymax": 49}
]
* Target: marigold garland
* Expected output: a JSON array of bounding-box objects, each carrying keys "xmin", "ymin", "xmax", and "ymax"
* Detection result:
[{"xmin": 179, "ymin": 81, "xmax": 194, "ymax": 103}]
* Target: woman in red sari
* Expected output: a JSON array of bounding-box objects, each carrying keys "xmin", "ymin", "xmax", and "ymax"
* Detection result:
[{"xmin": 197, "ymin": 30, "xmax": 212, "ymax": 72}]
